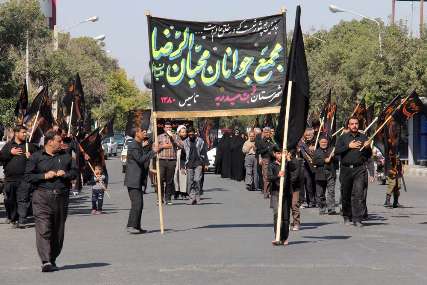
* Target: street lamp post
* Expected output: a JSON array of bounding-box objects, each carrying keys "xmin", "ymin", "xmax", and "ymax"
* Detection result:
[{"xmin": 329, "ymin": 4, "xmax": 383, "ymax": 57}]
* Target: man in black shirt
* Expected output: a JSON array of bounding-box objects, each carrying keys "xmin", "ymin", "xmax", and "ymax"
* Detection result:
[
  {"xmin": 0, "ymin": 125, "xmax": 36, "ymax": 228},
  {"xmin": 335, "ymin": 117, "xmax": 372, "ymax": 227},
  {"xmin": 25, "ymin": 130, "xmax": 78, "ymax": 272}
]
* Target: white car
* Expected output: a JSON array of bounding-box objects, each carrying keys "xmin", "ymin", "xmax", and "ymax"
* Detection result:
[
  {"xmin": 207, "ymin": 147, "xmax": 216, "ymax": 171},
  {"xmin": 102, "ymin": 137, "xmax": 118, "ymax": 158},
  {"xmin": 121, "ymin": 138, "xmax": 134, "ymax": 173}
]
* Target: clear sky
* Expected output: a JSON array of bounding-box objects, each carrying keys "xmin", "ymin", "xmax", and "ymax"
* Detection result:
[{"xmin": 57, "ymin": 0, "xmax": 424, "ymax": 89}]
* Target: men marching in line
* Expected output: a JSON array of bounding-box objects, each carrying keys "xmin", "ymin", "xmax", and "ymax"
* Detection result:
[{"xmin": 0, "ymin": 125, "xmax": 36, "ymax": 228}]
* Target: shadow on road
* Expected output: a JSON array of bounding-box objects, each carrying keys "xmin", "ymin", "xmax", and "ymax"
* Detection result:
[
  {"xmin": 303, "ymin": 235, "xmax": 351, "ymax": 240},
  {"xmin": 361, "ymin": 222, "xmax": 389, "ymax": 226},
  {"xmin": 194, "ymin": 223, "xmax": 273, "ymax": 229},
  {"xmin": 60, "ymin": 262, "xmax": 111, "ymax": 271},
  {"xmin": 203, "ymin": 188, "xmax": 229, "ymax": 192}
]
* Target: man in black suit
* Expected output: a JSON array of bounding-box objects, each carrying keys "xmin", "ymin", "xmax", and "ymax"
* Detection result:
[{"xmin": 124, "ymin": 127, "xmax": 157, "ymax": 234}]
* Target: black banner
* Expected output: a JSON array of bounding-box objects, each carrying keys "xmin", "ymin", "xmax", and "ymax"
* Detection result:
[{"xmin": 148, "ymin": 14, "xmax": 286, "ymax": 116}]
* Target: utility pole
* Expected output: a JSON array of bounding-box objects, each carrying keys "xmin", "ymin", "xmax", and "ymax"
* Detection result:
[
  {"xmin": 26, "ymin": 30, "xmax": 30, "ymax": 95},
  {"xmin": 392, "ymin": 0, "xmax": 396, "ymax": 24},
  {"xmin": 421, "ymin": 0, "xmax": 425, "ymax": 37}
]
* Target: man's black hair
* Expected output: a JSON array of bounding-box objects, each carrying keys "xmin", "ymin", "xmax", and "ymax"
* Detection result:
[
  {"xmin": 13, "ymin": 125, "xmax": 27, "ymax": 133},
  {"xmin": 44, "ymin": 130, "xmax": 61, "ymax": 146}
]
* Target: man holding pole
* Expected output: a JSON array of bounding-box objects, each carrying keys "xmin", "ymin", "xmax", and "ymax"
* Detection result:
[
  {"xmin": 0, "ymin": 125, "xmax": 36, "ymax": 228},
  {"xmin": 335, "ymin": 116, "xmax": 372, "ymax": 227}
]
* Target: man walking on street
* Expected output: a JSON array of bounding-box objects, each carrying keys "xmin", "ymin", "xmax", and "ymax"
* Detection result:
[
  {"xmin": 25, "ymin": 130, "xmax": 78, "ymax": 272},
  {"xmin": 335, "ymin": 117, "xmax": 372, "ymax": 227},
  {"xmin": 242, "ymin": 130, "xmax": 259, "ymax": 191},
  {"xmin": 155, "ymin": 122, "xmax": 183, "ymax": 205},
  {"xmin": 124, "ymin": 127, "xmax": 157, "ymax": 234},
  {"xmin": 0, "ymin": 125, "xmax": 36, "ymax": 228},
  {"xmin": 183, "ymin": 127, "xmax": 208, "ymax": 205},
  {"xmin": 256, "ymin": 127, "xmax": 275, "ymax": 199}
]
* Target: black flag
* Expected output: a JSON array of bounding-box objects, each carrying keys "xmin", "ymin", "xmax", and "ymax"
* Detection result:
[
  {"xmin": 393, "ymin": 90, "xmax": 427, "ymax": 123},
  {"xmin": 15, "ymin": 81, "xmax": 28, "ymax": 121},
  {"xmin": 125, "ymin": 109, "xmax": 152, "ymax": 136},
  {"xmin": 100, "ymin": 116, "xmax": 115, "ymax": 138},
  {"xmin": 62, "ymin": 73, "xmax": 86, "ymax": 127},
  {"xmin": 275, "ymin": 5, "xmax": 310, "ymax": 149}
]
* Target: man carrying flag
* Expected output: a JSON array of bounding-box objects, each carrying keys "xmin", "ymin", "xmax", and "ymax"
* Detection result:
[
  {"xmin": 62, "ymin": 74, "xmax": 86, "ymax": 135},
  {"xmin": 273, "ymin": 5, "xmax": 309, "ymax": 245},
  {"xmin": 382, "ymin": 91, "xmax": 427, "ymax": 207}
]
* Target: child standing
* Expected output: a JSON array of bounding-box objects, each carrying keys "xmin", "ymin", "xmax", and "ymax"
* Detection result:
[{"xmin": 91, "ymin": 165, "xmax": 106, "ymax": 215}]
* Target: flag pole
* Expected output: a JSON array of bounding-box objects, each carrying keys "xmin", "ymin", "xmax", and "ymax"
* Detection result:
[
  {"xmin": 360, "ymin": 96, "xmax": 409, "ymax": 151},
  {"xmin": 275, "ymin": 80, "xmax": 292, "ymax": 242},
  {"xmin": 152, "ymin": 111, "xmax": 165, "ymax": 234},
  {"xmin": 146, "ymin": 9, "xmax": 165, "ymax": 235},
  {"xmin": 68, "ymin": 101, "xmax": 74, "ymax": 136},
  {"xmin": 363, "ymin": 117, "xmax": 378, "ymax": 134},
  {"xmin": 28, "ymin": 110, "xmax": 40, "ymax": 143},
  {"xmin": 314, "ymin": 117, "xmax": 324, "ymax": 150},
  {"xmin": 332, "ymin": 127, "xmax": 344, "ymax": 137}
]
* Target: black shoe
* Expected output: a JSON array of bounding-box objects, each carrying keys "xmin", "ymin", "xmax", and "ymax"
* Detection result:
[
  {"xmin": 343, "ymin": 218, "xmax": 352, "ymax": 226},
  {"xmin": 10, "ymin": 221, "xmax": 18, "ymax": 229},
  {"xmin": 50, "ymin": 261, "xmax": 59, "ymax": 271},
  {"xmin": 16, "ymin": 222, "xmax": 26, "ymax": 229},
  {"xmin": 353, "ymin": 221, "xmax": 364, "ymax": 228},
  {"xmin": 138, "ymin": 228, "xmax": 147, "ymax": 234},
  {"xmin": 328, "ymin": 210, "xmax": 337, "ymax": 215},
  {"xmin": 127, "ymin": 227, "xmax": 141, "ymax": 234},
  {"xmin": 41, "ymin": 262, "xmax": 54, "ymax": 272}
]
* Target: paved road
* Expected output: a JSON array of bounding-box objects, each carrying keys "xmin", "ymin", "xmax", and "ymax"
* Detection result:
[{"xmin": 1, "ymin": 158, "xmax": 427, "ymax": 285}]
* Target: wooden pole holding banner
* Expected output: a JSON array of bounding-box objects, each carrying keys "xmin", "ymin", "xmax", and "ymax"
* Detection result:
[
  {"xmin": 275, "ymin": 79, "xmax": 292, "ymax": 243},
  {"xmin": 152, "ymin": 111, "xmax": 165, "ymax": 234},
  {"xmin": 68, "ymin": 101, "xmax": 74, "ymax": 136},
  {"xmin": 28, "ymin": 110, "xmax": 40, "ymax": 143},
  {"xmin": 146, "ymin": 9, "xmax": 165, "ymax": 235}
]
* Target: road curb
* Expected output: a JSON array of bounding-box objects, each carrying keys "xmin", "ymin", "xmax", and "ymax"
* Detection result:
[{"xmin": 404, "ymin": 166, "xmax": 427, "ymax": 177}]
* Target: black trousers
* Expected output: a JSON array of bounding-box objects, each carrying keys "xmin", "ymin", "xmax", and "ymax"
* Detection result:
[
  {"xmin": 4, "ymin": 181, "xmax": 31, "ymax": 223},
  {"xmin": 32, "ymin": 189, "xmax": 68, "ymax": 264},
  {"xmin": 340, "ymin": 166, "xmax": 366, "ymax": 223},
  {"xmin": 159, "ymin": 159, "xmax": 176, "ymax": 202},
  {"xmin": 303, "ymin": 167, "xmax": 316, "ymax": 206},
  {"xmin": 127, "ymin": 187, "xmax": 144, "ymax": 229},
  {"xmin": 272, "ymin": 192, "xmax": 292, "ymax": 242}
]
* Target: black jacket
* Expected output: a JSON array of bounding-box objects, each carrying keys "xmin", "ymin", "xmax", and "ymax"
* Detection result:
[
  {"xmin": 255, "ymin": 136, "xmax": 275, "ymax": 159},
  {"xmin": 313, "ymin": 147, "xmax": 337, "ymax": 181},
  {"xmin": 124, "ymin": 140, "xmax": 155, "ymax": 189},
  {"xmin": 0, "ymin": 140, "xmax": 37, "ymax": 182}
]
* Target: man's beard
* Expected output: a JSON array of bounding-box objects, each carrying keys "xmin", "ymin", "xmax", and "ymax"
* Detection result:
[{"xmin": 189, "ymin": 136, "xmax": 196, "ymax": 142}]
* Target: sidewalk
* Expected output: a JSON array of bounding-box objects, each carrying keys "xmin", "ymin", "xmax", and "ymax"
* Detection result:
[{"xmin": 404, "ymin": 165, "xmax": 427, "ymax": 177}]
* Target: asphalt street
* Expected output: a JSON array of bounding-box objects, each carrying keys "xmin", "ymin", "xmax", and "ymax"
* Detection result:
[{"xmin": 1, "ymin": 157, "xmax": 427, "ymax": 285}]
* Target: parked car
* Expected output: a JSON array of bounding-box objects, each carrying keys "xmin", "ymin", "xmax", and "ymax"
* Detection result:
[
  {"xmin": 114, "ymin": 133, "xmax": 125, "ymax": 151},
  {"xmin": 120, "ymin": 138, "xmax": 134, "ymax": 173},
  {"xmin": 102, "ymin": 137, "xmax": 118, "ymax": 158}
]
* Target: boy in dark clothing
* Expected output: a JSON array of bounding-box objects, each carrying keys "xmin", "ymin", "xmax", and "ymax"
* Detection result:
[
  {"xmin": 313, "ymin": 136, "xmax": 337, "ymax": 215},
  {"xmin": 268, "ymin": 147, "xmax": 300, "ymax": 246}
]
